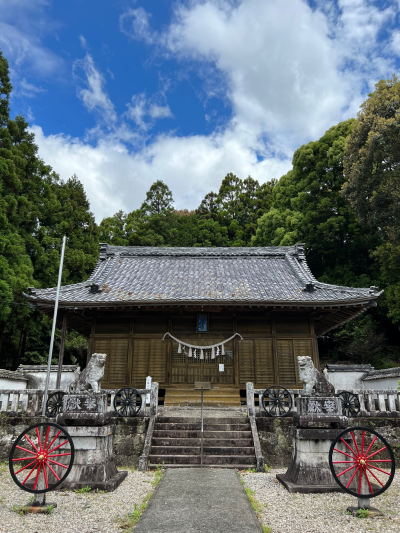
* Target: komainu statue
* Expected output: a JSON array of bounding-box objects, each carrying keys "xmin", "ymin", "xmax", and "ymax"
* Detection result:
[
  {"xmin": 297, "ymin": 356, "xmax": 334, "ymax": 396},
  {"xmin": 69, "ymin": 353, "xmax": 107, "ymax": 393}
]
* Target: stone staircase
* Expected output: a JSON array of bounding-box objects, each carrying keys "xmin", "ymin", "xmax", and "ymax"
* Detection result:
[
  {"xmin": 164, "ymin": 388, "xmax": 241, "ymax": 407},
  {"xmin": 148, "ymin": 415, "xmax": 256, "ymax": 469}
]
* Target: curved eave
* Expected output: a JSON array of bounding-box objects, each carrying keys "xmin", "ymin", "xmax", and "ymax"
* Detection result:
[{"xmin": 25, "ymin": 296, "xmax": 378, "ymax": 309}]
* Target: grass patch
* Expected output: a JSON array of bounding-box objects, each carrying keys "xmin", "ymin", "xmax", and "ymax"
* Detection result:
[
  {"xmin": 239, "ymin": 474, "xmax": 272, "ymax": 533},
  {"xmin": 74, "ymin": 485, "xmax": 91, "ymax": 494},
  {"xmin": 357, "ymin": 508, "xmax": 370, "ymax": 518},
  {"xmin": 12, "ymin": 505, "xmax": 27, "ymax": 515},
  {"xmin": 117, "ymin": 465, "xmax": 164, "ymax": 531}
]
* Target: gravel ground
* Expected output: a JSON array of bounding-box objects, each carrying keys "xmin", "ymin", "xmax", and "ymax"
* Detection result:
[
  {"xmin": 241, "ymin": 468, "xmax": 400, "ymax": 533},
  {"xmin": 0, "ymin": 464, "xmax": 155, "ymax": 533}
]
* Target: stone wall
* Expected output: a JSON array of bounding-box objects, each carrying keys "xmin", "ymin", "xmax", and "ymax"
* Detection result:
[
  {"xmin": 2, "ymin": 414, "xmax": 399, "ymax": 469},
  {"xmin": 256, "ymin": 416, "xmax": 400, "ymax": 467},
  {"xmin": 0, "ymin": 415, "xmax": 149, "ymax": 468}
]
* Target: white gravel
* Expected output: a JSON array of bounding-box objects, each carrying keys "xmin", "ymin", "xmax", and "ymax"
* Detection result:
[
  {"xmin": 0, "ymin": 464, "xmax": 155, "ymax": 533},
  {"xmin": 241, "ymin": 468, "xmax": 400, "ymax": 533}
]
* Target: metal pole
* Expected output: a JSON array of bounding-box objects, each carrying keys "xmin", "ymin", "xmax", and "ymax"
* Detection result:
[
  {"xmin": 41, "ymin": 236, "xmax": 67, "ymax": 417},
  {"xmin": 56, "ymin": 312, "xmax": 68, "ymax": 389},
  {"xmin": 201, "ymin": 386, "xmax": 204, "ymax": 468}
]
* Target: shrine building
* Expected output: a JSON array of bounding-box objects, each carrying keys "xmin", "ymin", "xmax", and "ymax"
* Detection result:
[{"xmin": 24, "ymin": 243, "xmax": 382, "ymax": 405}]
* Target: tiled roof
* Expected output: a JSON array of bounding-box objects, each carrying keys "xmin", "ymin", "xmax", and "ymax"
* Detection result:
[
  {"xmin": 16, "ymin": 365, "xmax": 79, "ymax": 373},
  {"xmin": 324, "ymin": 364, "xmax": 374, "ymax": 373},
  {"xmin": 0, "ymin": 369, "xmax": 28, "ymax": 380},
  {"xmin": 362, "ymin": 367, "xmax": 400, "ymax": 380},
  {"xmin": 24, "ymin": 244, "xmax": 383, "ymax": 307}
]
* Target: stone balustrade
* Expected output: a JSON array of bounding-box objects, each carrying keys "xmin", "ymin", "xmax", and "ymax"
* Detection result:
[
  {"xmin": 0, "ymin": 385, "xmax": 158, "ymax": 417},
  {"xmin": 246, "ymin": 383, "xmax": 400, "ymax": 417}
]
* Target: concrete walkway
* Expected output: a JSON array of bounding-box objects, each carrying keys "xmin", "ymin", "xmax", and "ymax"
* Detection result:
[{"xmin": 134, "ymin": 468, "xmax": 263, "ymax": 533}]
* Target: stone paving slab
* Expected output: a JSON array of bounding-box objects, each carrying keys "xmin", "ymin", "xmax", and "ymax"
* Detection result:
[{"xmin": 134, "ymin": 468, "xmax": 263, "ymax": 533}]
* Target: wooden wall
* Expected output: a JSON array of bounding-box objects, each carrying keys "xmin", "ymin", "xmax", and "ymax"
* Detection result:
[{"xmin": 90, "ymin": 311, "xmax": 318, "ymax": 389}]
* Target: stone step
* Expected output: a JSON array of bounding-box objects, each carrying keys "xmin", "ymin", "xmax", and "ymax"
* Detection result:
[
  {"xmin": 155, "ymin": 416, "xmax": 248, "ymax": 424},
  {"xmin": 152, "ymin": 438, "xmax": 254, "ymax": 447},
  {"xmin": 154, "ymin": 423, "xmax": 251, "ymax": 431},
  {"xmin": 148, "ymin": 454, "xmax": 256, "ymax": 465},
  {"xmin": 153, "ymin": 430, "xmax": 253, "ymax": 439},
  {"xmin": 164, "ymin": 389, "xmax": 241, "ymax": 407},
  {"xmin": 150, "ymin": 446, "xmax": 255, "ymax": 456},
  {"xmin": 148, "ymin": 464, "xmax": 257, "ymax": 470}
]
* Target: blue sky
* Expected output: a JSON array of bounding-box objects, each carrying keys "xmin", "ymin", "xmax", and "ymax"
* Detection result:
[{"xmin": 1, "ymin": 0, "xmax": 400, "ymax": 221}]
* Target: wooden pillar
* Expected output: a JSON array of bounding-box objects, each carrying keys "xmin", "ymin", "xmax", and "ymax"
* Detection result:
[{"xmin": 56, "ymin": 312, "xmax": 68, "ymax": 389}]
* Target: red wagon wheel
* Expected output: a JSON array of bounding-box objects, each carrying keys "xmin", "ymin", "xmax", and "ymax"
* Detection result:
[
  {"xmin": 9, "ymin": 422, "xmax": 74, "ymax": 494},
  {"xmin": 329, "ymin": 427, "xmax": 395, "ymax": 498}
]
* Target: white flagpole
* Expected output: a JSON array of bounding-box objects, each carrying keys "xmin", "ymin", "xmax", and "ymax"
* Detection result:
[{"xmin": 41, "ymin": 235, "xmax": 67, "ymax": 417}]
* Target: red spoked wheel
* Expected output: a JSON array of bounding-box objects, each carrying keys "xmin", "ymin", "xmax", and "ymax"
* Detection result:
[
  {"xmin": 9, "ymin": 422, "xmax": 74, "ymax": 494},
  {"xmin": 329, "ymin": 427, "xmax": 395, "ymax": 498}
]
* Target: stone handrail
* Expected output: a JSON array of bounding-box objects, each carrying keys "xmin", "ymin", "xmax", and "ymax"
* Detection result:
[
  {"xmin": 246, "ymin": 383, "xmax": 400, "ymax": 417},
  {"xmin": 0, "ymin": 385, "xmax": 159, "ymax": 418}
]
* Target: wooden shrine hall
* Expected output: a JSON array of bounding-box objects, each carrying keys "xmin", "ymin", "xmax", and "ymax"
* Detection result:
[{"xmin": 24, "ymin": 243, "xmax": 382, "ymax": 405}]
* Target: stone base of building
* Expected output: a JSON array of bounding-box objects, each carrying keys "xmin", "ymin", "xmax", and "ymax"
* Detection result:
[
  {"xmin": 56, "ymin": 424, "xmax": 127, "ymax": 492},
  {"xmin": 60, "ymin": 470, "xmax": 128, "ymax": 491},
  {"xmin": 276, "ymin": 427, "xmax": 346, "ymax": 494}
]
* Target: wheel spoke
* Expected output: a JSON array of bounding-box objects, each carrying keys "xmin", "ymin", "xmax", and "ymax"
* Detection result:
[
  {"xmin": 42, "ymin": 462, "xmax": 49, "ymax": 489},
  {"xmin": 45, "ymin": 430, "xmax": 62, "ymax": 453},
  {"xmin": 16, "ymin": 445, "xmax": 37, "ymax": 456},
  {"xmin": 44, "ymin": 461, "xmax": 60, "ymax": 481},
  {"xmin": 47, "ymin": 439, "xmax": 69, "ymax": 455},
  {"xmin": 365, "ymin": 466, "xmax": 385, "ymax": 487},
  {"xmin": 47, "ymin": 452, "xmax": 71, "ymax": 458},
  {"xmin": 43, "ymin": 425, "xmax": 50, "ymax": 451},
  {"xmin": 33, "ymin": 463, "xmax": 41, "ymax": 490},
  {"xmin": 15, "ymin": 458, "xmax": 38, "ymax": 475},
  {"xmin": 334, "ymin": 447, "xmax": 356, "ymax": 460},
  {"xmin": 22, "ymin": 461, "xmax": 39, "ymax": 485},
  {"xmin": 364, "ymin": 435, "xmax": 378, "ymax": 457},
  {"xmin": 340, "ymin": 437, "xmax": 357, "ymax": 457},
  {"xmin": 24, "ymin": 434, "xmax": 40, "ymax": 454},
  {"xmin": 367, "ymin": 464, "xmax": 391, "ymax": 476},
  {"xmin": 36, "ymin": 427, "xmax": 43, "ymax": 452},
  {"xmin": 358, "ymin": 466, "xmax": 362, "ymax": 494},
  {"xmin": 337, "ymin": 463, "xmax": 358, "ymax": 478},
  {"xmin": 47, "ymin": 459, "xmax": 69, "ymax": 469},
  {"xmin": 332, "ymin": 460, "xmax": 356, "ymax": 464},
  {"xmin": 363, "ymin": 468, "xmax": 374, "ymax": 494},
  {"xmin": 351, "ymin": 431, "xmax": 360, "ymax": 456},
  {"xmin": 346, "ymin": 466, "xmax": 360, "ymax": 488},
  {"xmin": 366, "ymin": 446, "xmax": 387, "ymax": 460}
]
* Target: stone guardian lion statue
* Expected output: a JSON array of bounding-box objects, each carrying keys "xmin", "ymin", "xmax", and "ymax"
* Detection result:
[
  {"xmin": 297, "ymin": 355, "xmax": 334, "ymax": 396},
  {"xmin": 69, "ymin": 353, "xmax": 107, "ymax": 393}
]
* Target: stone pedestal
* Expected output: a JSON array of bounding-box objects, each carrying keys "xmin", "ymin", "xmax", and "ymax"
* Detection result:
[
  {"xmin": 56, "ymin": 392, "xmax": 127, "ymax": 491},
  {"xmin": 276, "ymin": 427, "xmax": 347, "ymax": 493},
  {"xmin": 277, "ymin": 394, "xmax": 348, "ymax": 493}
]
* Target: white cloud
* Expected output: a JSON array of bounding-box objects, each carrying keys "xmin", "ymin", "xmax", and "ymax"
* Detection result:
[
  {"xmin": 30, "ymin": 0, "xmax": 400, "ymax": 223},
  {"xmin": 119, "ymin": 7, "xmax": 155, "ymax": 44},
  {"xmin": 17, "ymin": 77, "xmax": 47, "ymax": 98},
  {"xmin": 79, "ymin": 35, "xmax": 88, "ymax": 49},
  {"xmin": 31, "ymin": 121, "xmax": 291, "ymax": 221},
  {"xmin": 0, "ymin": 22, "xmax": 62, "ymax": 76},
  {"xmin": 73, "ymin": 53, "xmax": 117, "ymax": 123},
  {"xmin": 125, "ymin": 93, "xmax": 173, "ymax": 130}
]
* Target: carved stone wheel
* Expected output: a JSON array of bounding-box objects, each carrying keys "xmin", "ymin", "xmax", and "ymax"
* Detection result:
[
  {"xmin": 262, "ymin": 385, "xmax": 293, "ymax": 417},
  {"xmin": 113, "ymin": 387, "xmax": 143, "ymax": 417},
  {"xmin": 9, "ymin": 422, "xmax": 75, "ymax": 494},
  {"xmin": 329, "ymin": 427, "xmax": 395, "ymax": 498},
  {"xmin": 45, "ymin": 391, "xmax": 66, "ymax": 418},
  {"xmin": 335, "ymin": 391, "xmax": 360, "ymax": 418}
]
